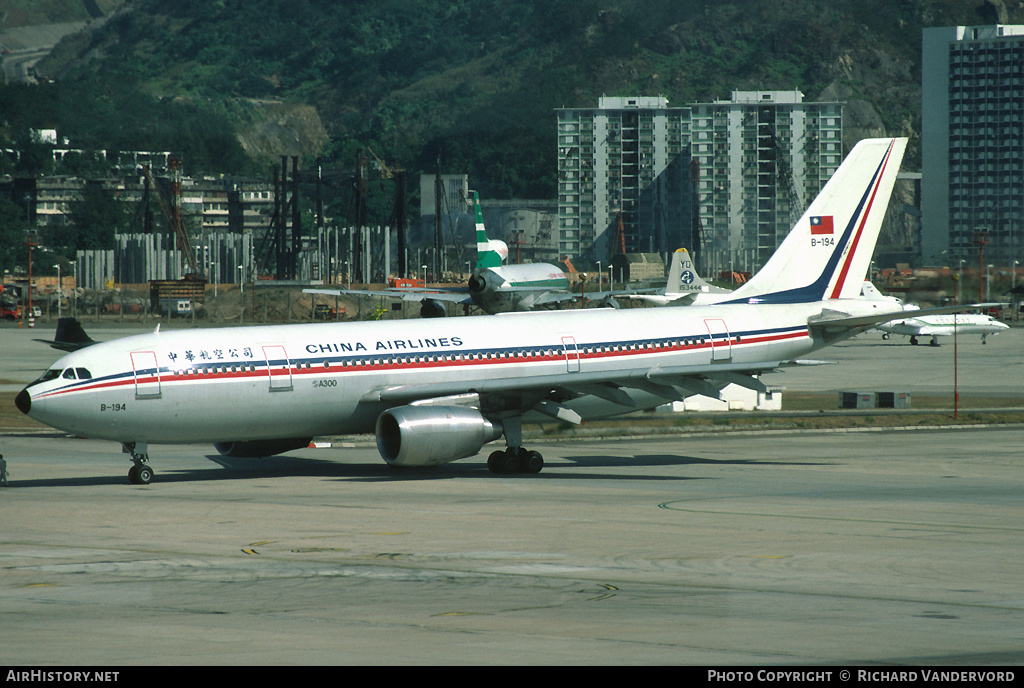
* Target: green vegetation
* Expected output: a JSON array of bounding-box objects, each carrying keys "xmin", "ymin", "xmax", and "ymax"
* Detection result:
[
  {"xmin": 0, "ymin": 0, "xmax": 1002, "ymax": 277},
  {"xmin": 7, "ymin": 0, "xmax": 1009, "ymax": 192}
]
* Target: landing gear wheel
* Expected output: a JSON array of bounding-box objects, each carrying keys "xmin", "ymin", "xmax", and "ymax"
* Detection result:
[
  {"xmin": 122, "ymin": 442, "xmax": 153, "ymax": 485},
  {"xmin": 128, "ymin": 464, "xmax": 153, "ymax": 485},
  {"xmin": 487, "ymin": 450, "xmax": 508, "ymax": 474},
  {"xmin": 521, "ymin": 451, "xmax": 544, "ymax": 474},
  {"xmin": 499, "ymin": 450, "xmax": 521, "ymax": 475}
]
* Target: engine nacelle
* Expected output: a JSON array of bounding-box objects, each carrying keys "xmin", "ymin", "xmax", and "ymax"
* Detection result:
[
  {"xmin": 468, "ymin": 269, "xmax": 502, "ymax": 294},
  {"xmin": 214, "ymin": 437, "xmax": 313, "ymax": 458},
  {"xmin": 419, "ymin": 298, "xmax": 447, "ymax": 318},
  {"xmin": 376, "ymin": 405, "xmax": 502, "ymax": 467}
]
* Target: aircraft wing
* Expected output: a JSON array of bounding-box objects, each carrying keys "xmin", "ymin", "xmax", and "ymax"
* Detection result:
[
  {"xmin": 304, "ymin": 287, "xmax": 473, "ymax": 306},
  {"xmin": 622, "ymin": 293, "xmax": 698, "ymax": 306},
  {"xmin": 583, "ymin": 287, "xmax": 661, "ymax": 304},
  {"xmin": 366, "ymin": 357, "xmax": 795, "ymax": 426},
  {"xmin": 808, "ymin": 303, "xmax": 1001, "ymax": 336},
  {"xmin": 912, "ymin": 324, "xmax": 951, "ymax": 337},
  {"xmin": 526, "ymin": 291, "xmax": 577, "ymax": 307}
]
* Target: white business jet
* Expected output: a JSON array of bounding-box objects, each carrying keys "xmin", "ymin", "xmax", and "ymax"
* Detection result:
[
  {"xmin": 860, "ymin": 281, "xmax": 1008, "ymax": 346},
  {"xmin": 21, "ymin": 138, "xmax": 956, "ymax": 484}
]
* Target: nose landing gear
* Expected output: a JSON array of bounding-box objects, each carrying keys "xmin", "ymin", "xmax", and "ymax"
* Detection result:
[{"xmin": 123, "ymin": 442, "xmax": 154, "ymax": 485}]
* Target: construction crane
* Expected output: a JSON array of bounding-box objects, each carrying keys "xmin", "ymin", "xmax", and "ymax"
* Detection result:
[
  {"xmin": 367, "ymin": 147, "xmax": 397, "ymax": 179},
  {"xmin": 139, "ymin": 158, "xmax": 199, "ymax": 277},
  {"xmin": 366, "ymin": 147, "xmax": 411, "ymax": 279}
]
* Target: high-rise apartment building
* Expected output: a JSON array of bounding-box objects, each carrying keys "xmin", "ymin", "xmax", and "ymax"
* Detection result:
[
  {"xmin": 690, "ymin": 91, "xmax": 842, "ymax": 270},
  {"xmin": 922, "ymin": 25, "xmax": 1024, "ymax": 267},
  {"xmin": 556, "ymin": 96, "xmax": 694, "ymax": 264},
  {"xmin": 557, "ymin": 92, "xmax": 842, "ymax": 273}
]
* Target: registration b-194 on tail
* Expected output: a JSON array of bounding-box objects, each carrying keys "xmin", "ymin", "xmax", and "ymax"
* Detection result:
[{"xmin": 19, "ymin": 138, "xmax": 943, "ymax": 484}]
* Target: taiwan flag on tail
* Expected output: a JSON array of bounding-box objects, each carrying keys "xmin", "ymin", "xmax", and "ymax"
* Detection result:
[{"xmin": 810, "ymin": 216, "xmax": 834, "ymax": 235}]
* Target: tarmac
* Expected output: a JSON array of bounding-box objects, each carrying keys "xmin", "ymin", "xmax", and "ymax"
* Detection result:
[{"xmin": 1, "ymin": 318, "xmax": 1023, "ymax": 665}]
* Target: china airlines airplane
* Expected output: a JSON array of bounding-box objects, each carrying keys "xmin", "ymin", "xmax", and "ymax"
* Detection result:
[{"xmin": 20, "ymin": 138, "xmax": 948, "ymax": 485}]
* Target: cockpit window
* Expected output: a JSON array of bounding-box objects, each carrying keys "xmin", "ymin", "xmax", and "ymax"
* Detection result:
[
  {"xmin": 26, "ymin": 368, "xmax": 61, "ymax": 389},
  {"xmin": 62, "ymin": 368, "xmax": 77, "ymax": 380},
  {"xmin": 75, "ymin": 368, "xmax": 92, "ymax": 379},
  {"xmin": 38, "ymin": 369, "xmax": 61, "ymax": 383}
]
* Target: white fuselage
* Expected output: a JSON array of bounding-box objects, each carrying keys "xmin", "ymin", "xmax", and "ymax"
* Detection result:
[
  {"xmin": 880, "ymin": 313, "xmax": 1008, "ymax": 338},
  {"xmin": 20, "ymin": 300, "xmax": 871, "ymax": 446},
  {"xmin": 469, "ymin": 263, "xmax": 571, "ymax": 313}
]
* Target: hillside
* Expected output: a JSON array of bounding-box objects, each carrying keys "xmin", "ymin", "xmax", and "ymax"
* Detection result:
[{"xmin": 8, "ymin": 0, "xmax": 1024, "ymax": 198}]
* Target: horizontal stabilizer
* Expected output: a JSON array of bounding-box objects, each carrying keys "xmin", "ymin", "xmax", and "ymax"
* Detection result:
[{"xmin": 34, "ymin": 317, "xmax": 97, "ymax": 351}]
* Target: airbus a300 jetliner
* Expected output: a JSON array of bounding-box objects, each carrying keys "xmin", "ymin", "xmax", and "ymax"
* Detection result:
[{"xmin": 20, "ymin": 138, "xmax": 946, "ymax": 484}]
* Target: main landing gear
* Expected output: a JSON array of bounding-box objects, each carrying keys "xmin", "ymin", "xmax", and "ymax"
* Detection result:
[
  {"xmin": 486, "ymin": 415, "xmax": 544, "ymax": 475},
  {"xmin": 123, "ymin": 442, "xmax": 154, "ymax": 485},
  {"xmin": 487, "ymin": 447, "xmax": 544, "ymax": 474}
]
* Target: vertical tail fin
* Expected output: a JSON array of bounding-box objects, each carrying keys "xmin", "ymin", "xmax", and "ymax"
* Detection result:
[
  {"xmin": 472, "ymin": 191, "xmax": 508, "ymax": 269},
  {"xmin": 725, "ymin": 138, "xmax": 907, "ymax": 304},
  {"xmin": 665, "ymin": 248, "xmax": 713, "ymax": 296},
  {"xmin": 861, "ymin": 281, "xmax": 906, "ymax": 308},
  {"xmin": 861, "ymin": 281, "xmax": 887, "ymax": 301}
]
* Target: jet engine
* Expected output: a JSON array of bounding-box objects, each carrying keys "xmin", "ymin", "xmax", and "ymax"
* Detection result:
[
  {"xmin": 419, "ymin": 298, "xmax": 446, "ymax": 318},
  {"xmin": 214, "ymin": 437, "xmax": 313, "ymax": 458},
  {"xmin": 468, "ymin": 269, "xmax": 502, "ymax": 295},
  {"xmin": 375, "ymin": 405, "xmax": 502, "ymax": 467}
]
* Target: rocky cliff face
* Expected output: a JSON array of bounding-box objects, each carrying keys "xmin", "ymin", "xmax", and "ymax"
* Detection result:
[{"xmin": 233, "ymin": 102, "xmax": 328, "ymax": 163}]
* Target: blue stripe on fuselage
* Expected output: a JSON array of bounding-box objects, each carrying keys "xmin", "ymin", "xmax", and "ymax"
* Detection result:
[
  {"xmin": 720, "ymin": 140, "xmax": 892, "ymax": 305},
  {"xmin": 31, "ymin": 323, "xmax": 809, "ymax": 401}
]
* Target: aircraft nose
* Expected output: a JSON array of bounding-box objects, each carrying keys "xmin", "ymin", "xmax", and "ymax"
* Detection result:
[{"xmin": 15, "ymin": 388, "xmax": 31, "ymax": 415}]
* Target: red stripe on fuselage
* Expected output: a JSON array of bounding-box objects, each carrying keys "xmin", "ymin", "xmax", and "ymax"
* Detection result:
[
  {"xmin": 29, "ymin": 328, "xmax": 809, "ymax": 403},
  {"xmin": 829, "ymin": 139, "xmax": 896, "ymax": 299}
]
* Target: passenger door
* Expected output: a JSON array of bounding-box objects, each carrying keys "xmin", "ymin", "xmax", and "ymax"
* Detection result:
[
  {"xmin": 703, "ymin": 319, "xmax": 732, "ymax": 362},
  {"xmin": 130, "ymin": 351, "xmax": 162, "ymax": 398},
  {"xmin": 262, "ymin": 345, "xmax": 293, "ymax": 391},
  {"xmin": 561, "ymin": 336, "xmax": 581, "ymax": 373}
]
